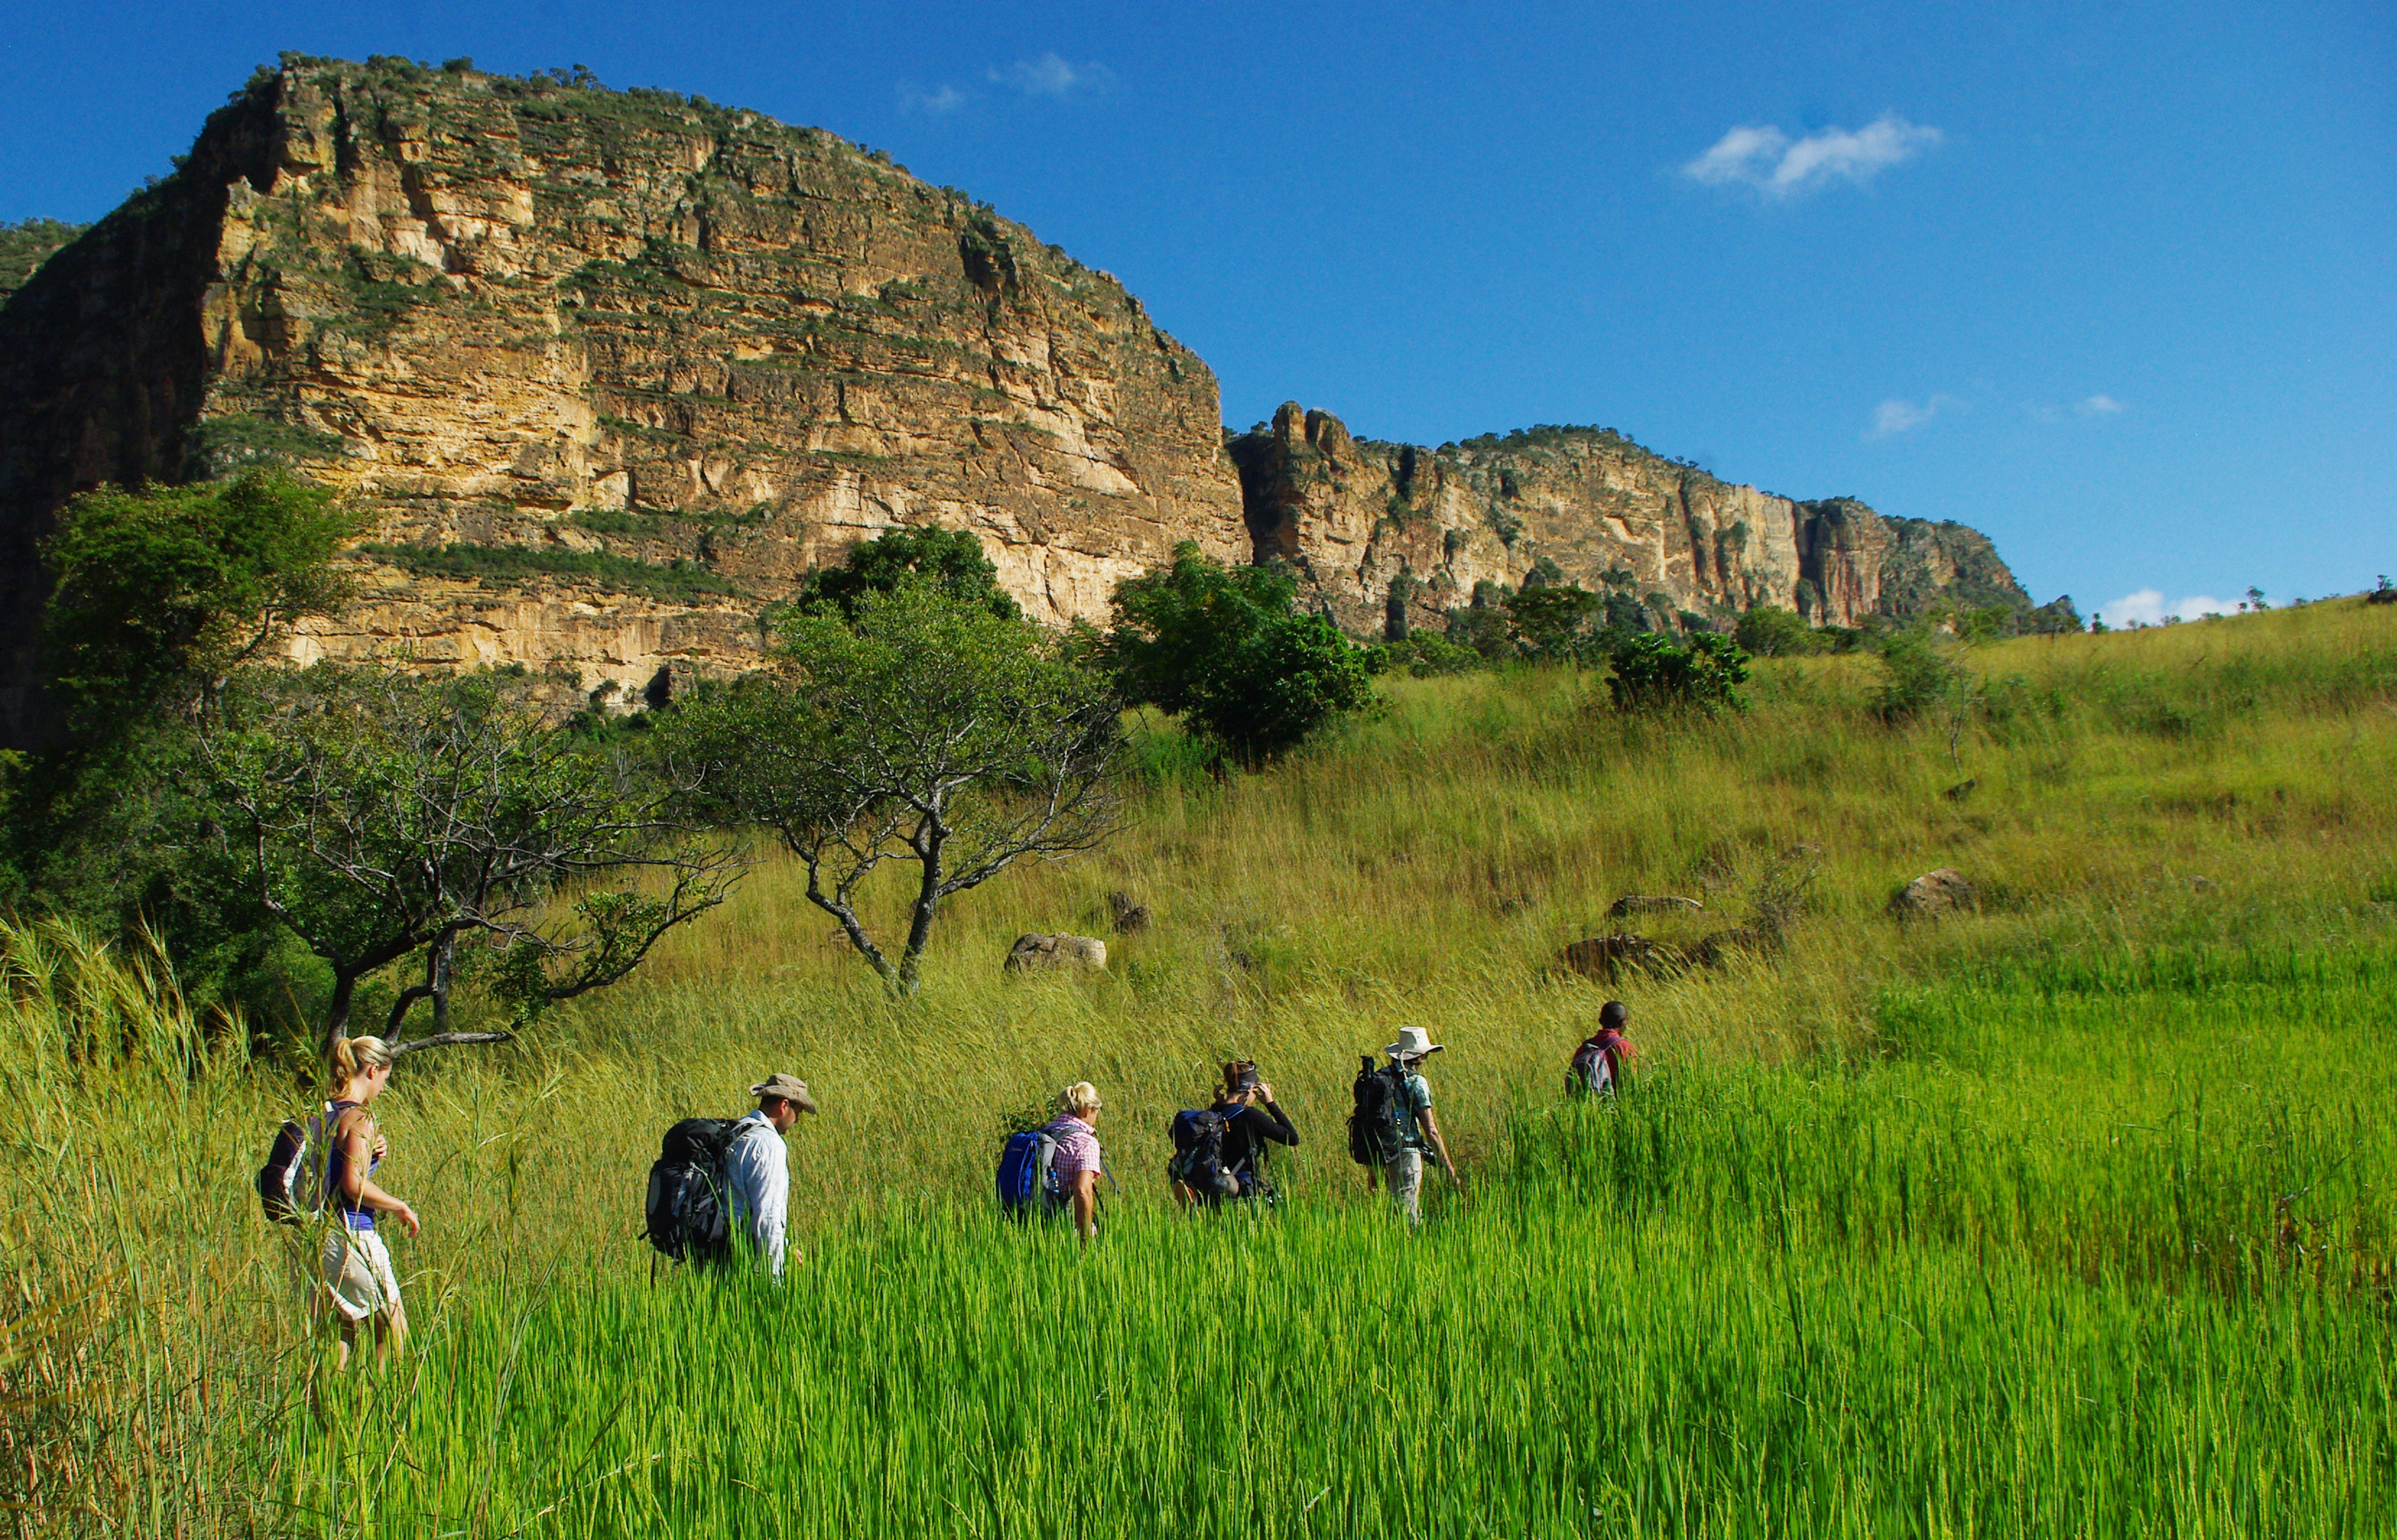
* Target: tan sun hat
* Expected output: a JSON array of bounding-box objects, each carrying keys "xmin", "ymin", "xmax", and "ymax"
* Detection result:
[
  {"xmin": 1384, "ymin": 1026, "xmax": 1444, "ymax": 1061},
  {"xmin": 749, "ymin": 1072, "xmax": 820, "ymax": 1114}
]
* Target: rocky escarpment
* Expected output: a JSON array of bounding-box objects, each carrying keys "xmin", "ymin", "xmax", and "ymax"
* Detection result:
[
  {"xmin": 0, "ymin": 57, "xmax": 2049, "ymax": 746},
  {"xmin": 1228, "ymin": 405, "xmax": 2033, "ymax": 637},
  {"xmin": 0, "ymin": 56, "xmax": 1246, "ymax": 742}
]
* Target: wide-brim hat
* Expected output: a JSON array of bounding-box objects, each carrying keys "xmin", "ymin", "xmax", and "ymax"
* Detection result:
[
  {"xmin": 750, "ymin": 1072, "xmax": 820, "ymax": 1114},
  {"xmin": 1384, "ymin": 1026, "xmax": 1445, "ymax": 1060}
]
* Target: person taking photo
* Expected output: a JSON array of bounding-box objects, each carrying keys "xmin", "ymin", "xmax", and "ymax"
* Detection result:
[{"xmin": 1185, "ymin": 1060, "xmax": 1299, "ymax": 1206}]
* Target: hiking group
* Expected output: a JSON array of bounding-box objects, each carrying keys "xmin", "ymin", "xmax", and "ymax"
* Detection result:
[{"xmin": 261, "ymin": 1002, "xmax": 1639, "ymax": 1357}]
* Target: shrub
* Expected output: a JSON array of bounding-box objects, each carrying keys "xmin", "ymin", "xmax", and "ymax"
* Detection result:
[
  {"xmin": 786, "ymin": 525, "xmax": 1019, "ymax": 623},
  {"xmin": 1444, "ymin": 606, "xmax": 1517, "ymax": 662},
  {"xmin": 1377, "ymin": 632, "xmax": 1486, "ymax": 678},
  {"xmin": 1735, "ymin": 606, "xmax": 1823, "ymax": 658},
  {"xmin": 1102, "ymin": 543, "xmax": 1376, "ymax": 765},
  {"xmin": 1605, "ymin": 632, "xmax": 1751, "ymax": 713},
  {"xmin": 1870, "ymin": 631, "xmax": 1969, "ymax": 724}
]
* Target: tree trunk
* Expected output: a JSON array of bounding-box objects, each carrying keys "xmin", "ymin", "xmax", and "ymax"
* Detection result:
[
  {"xmin": 896, "ymin": 813, "xmax": 946, "ymax": 998},
  {"xmin": 322, "ymin": 971, "xmax": 359, "ymax": 1060},
  {"xmin": 429, "ymin": 931, "xmax": 456, "ymax": 1033}
]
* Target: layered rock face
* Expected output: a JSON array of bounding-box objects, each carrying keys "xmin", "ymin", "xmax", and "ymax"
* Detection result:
[
  {"xmin": 0, "ymin": 57, "xmax": 1246, "ymax": 740},
  {"xmin": 0, "ymin": 58, "xmax": 2042, "ymax": 747},
  {"xmin": 1227, "ymin": 405, "xmax": 2030, "ymax": 637}
]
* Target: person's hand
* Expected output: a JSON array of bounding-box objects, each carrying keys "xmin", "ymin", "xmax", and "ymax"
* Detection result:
[
  {"xmin": 391, "ymin": 1202, "xmax": 421, "ymax": 1238},
  {"xmin": 1255, "ymin": 1082, "xmax": 1276, "ymax": 1104},
  {"xmin": 371, "ymin": 1132, "xmax": 389, "ymax": 1163}
]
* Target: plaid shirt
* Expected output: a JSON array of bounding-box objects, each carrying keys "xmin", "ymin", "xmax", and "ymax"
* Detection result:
[{"xmin": 1045, "ymin": 1114, "xmax": 1103, "ymax": 1179}]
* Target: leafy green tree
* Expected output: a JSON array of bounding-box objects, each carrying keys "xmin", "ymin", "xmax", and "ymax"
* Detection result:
[
  {"xmin": 1, "ymin": 473, "xmax": 363, "ymax": 1007},
  {"xmin": 199, "ymin": 666, "xmax": 746, "ymax": 1056},
  {"xmin": 1103, "ymin": 543, "xmax": 1376, "ymax": 764},
  {"xmin": 1444, "ymin": 605, "xmax": 1517, "ymax": 662},
  {"xmin": 1733, "ymin": 606, "xmax": 1822, "ymax": 658},
  {"xmin": 787, "ymin": 525, "xmax": 1021, "ymax": 623},
  {"xmin": 680, "ymin": 581, "xmax": 1120, "ymax": 996},
  {"xmin": 1505, "ymin": 584, "xmax": 1605, "ymax": 662},
  {"xmin": 1605, "ymin": 632, "xmax": 1751, "ymax": 713},
  {"xmin": 40, "ymin": 471, "xmax": 361, "ymax": 728}
]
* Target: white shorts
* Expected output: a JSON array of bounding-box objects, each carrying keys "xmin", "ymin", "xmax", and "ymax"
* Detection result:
[{"xmin": 314, "ymin": 1227, "xmax": 402, "ymax": 1322}]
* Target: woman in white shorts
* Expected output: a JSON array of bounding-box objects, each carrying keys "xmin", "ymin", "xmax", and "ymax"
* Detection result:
[{"xmin": 317, "ymin": 1034, "xmax": 421, "ymax": 1372}]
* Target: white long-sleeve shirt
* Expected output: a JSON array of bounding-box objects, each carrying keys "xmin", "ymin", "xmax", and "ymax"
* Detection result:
[{"xmin": 722, "ymin": 1111, "xmax": 789, "ymax": 1278}]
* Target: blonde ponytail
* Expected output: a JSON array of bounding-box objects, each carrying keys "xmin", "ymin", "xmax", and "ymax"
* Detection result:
[{"xmin": 330, "ymin": 1033, "xmax": 393, "ymax": 1089}]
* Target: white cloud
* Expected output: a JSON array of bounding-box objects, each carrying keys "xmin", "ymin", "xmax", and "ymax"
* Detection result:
[
  {"xmin": 991, "ymin": 53, "xmax": 1115, "ymax": 99},
  {"xmin": 2099, "ymin": 589, "xmax": 2235, "ymax": 627},
  {"xmin": 1866, "ymin": 392, "xmax": 1965, "ymax": 440},
  {"xmin": 1684, "ymin": 113, "xmax": 1942, "ymax": 199},
  {"xmin": 2025, "ymin": 394, "xmax": 2127, "ymax": 423},
  {"xmin": 898, "ymin": 83, "xmax": 967, "ymax": 116}
]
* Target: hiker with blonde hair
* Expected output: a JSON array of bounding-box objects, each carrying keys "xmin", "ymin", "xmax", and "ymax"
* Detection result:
[
  {"xmin": 1048, "ymin": 1081, "xmax": 1107, "ymax": 1240},
  {"xmin": 315, "ymin": 1034, "xmax": 419, "ymax": 1371}
]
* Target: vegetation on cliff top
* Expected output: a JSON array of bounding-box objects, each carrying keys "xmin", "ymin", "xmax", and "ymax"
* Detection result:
[
  {"xmin": 361, "ymin": 541, "xmax": 750, "ymax": 603},
  {"xmin": 0, "ymin": 217, "xmax": 86, "ymax": 298}
]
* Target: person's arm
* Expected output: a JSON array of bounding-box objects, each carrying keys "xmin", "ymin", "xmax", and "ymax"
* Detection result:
[
  {"xmin": 1418, "ymin": 1104, "xmax": 1463, "ymax": 1190},
  {"xmin": 1068, "ymin": 1169, "xmax": 1099, "ymax": 1239},
  {"xmin": 1245, "ymin": 1096, "xmax": 1299, "ymax": 1146},
  {"xmin": 339, "ymin": 1114, "xmax": 419, "ymax": 1236}
]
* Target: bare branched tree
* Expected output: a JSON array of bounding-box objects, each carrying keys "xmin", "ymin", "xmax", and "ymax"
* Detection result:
[
  {"xmin": 199, "ymin": 665, "xmax": 749, "ymax": 1057},
  {"xmin": 680, "ymin": 581, "xmax": 1123, "ymax": 996}
]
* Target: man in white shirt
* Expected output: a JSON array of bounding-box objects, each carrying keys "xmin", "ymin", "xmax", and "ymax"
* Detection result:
[{"xmin": 726, "ymin": 1072, "xmax": 818, "ymax": 1277}]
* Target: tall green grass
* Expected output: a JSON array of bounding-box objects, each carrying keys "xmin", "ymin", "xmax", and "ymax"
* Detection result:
[{"xmin": 4, "ymin": 597, "xmax": 2395, "ymax": 1533}]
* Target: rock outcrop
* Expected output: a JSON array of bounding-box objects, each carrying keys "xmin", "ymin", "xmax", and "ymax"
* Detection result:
[
  {"xmin": 1227, "ymin": 405, "xmax": 2031, "ymax": 636},
  {"xmin": 1888, "ymin": 869, "xmax": 1976, "ymax": 919},
  {"xmin": 0, "ymin": 57, "xmax": 2045, "ymax": 747},
  {"xmin": 0, "ymin": 57, "xmax": 1248, "ymax": 741},
  {"xmin": 1005, "ymin": 933, "xmax": 1108, "ymax": 973}
]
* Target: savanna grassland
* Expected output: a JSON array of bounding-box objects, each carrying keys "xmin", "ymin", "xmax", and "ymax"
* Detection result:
[{"xmin": 4, "ymin": 598, "xmax": 2395, "ymax": 1537}]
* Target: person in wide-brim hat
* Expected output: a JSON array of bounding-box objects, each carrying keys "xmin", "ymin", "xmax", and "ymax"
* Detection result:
[
  {"xmin": 1370, "ymin": 1026, "xmax": 1462, "ymax": 1223},
  {"xmin": 726, "ymin": 1072, "xmax": 818, "ymax": 1278}
]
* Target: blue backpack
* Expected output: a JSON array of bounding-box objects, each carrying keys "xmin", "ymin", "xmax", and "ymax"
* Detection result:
[{"xmin": 996, "ymin": 1126, "xmax": 1065, "ymax": 1219}]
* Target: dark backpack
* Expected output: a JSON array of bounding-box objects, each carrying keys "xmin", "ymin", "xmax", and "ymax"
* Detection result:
[
  {"xmin": 1167, "ymin": 1108, "xmax": 1238, "ymax": 1197},
  {"xmin": 644, "ymin": 1117, "xmax": 753, "ymax": 1262},
  {"xmin": 996, "ymin": 1125, "xmax": 1066, "ymax": 1219},
  {"xmin": 255, "ymin": 1105, "xmax": 330, "ymax": 1226},
  {"xmin": 1347, "ymin": 1057, "xmax": 1414, "ymax": 1166}
]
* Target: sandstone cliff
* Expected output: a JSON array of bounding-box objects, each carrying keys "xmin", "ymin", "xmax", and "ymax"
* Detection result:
[
  {"xmin": 0, "ymin": 56, "xmax": 1247, "ymax": 740},
  {"xmin": 1227, "ymin": 405, "xmax": 2031, "ymax": 637},
  {"xmin": 0, "ymin": 57, "xmax": 2045, "ymax": 747}
]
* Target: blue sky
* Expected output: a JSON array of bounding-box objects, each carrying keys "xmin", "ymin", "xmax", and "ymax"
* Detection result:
[{"xmin": 4, "ymin": 1, "xmax": 2390, "ymax": 616}]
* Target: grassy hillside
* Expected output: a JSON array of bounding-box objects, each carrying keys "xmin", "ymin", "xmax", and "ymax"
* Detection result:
[{"xmin": 4, "ymin": 597, "xmax": 2393, "ymax": 1534}]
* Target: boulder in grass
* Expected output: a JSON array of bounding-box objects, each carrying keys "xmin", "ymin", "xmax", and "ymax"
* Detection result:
[
  {"xmin": 1107, "ymin": 890, "xmax": 1152, "ymax": 935},
  {"xmin": 1606, "ymin": 894, "xmax": 1705, "ymax": 919},
  {"xmin": 1887, "ymin": 869, "xmax": 1976, "ymax": 919},
  {"xmin": 1561, "ymin": 933, "xmax": 1686, "ymax": 982},
  {"xmin": 1005, "ymin": 933, "xmax": 1108, "ymax": 973}
]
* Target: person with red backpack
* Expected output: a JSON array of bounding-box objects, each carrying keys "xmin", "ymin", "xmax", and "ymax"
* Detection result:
[{"xmin": 1566, "ymin": 1001, "xmax": 1638, "ymax": 1099}]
